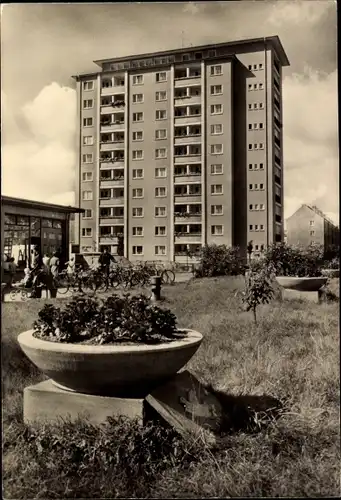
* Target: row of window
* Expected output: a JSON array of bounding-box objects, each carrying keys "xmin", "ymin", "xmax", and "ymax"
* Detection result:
[
  {"xmin": 249, "ymin": 163, "xmax": 264, "ymax": 170},
  {"xmin": 82, "ymin": 203, "xmax": 227, "ymax": 220},
  {"xmin": 81, "ymin": 164, "xmax": 222, "ymax": 179},
  {"xmin": 248, "ymin": 82, "xmax": 264, "ymax": 91},
  {"xmin": 83, "ymin": 65, "xmax": 224, "ymax": 94},
  {"xmin": 248, "ymin": 123, "xmax": 264, "ymax": 130},
  {"xmin": 249, "ymin": 203, "xmax": 265, "ymax": 211},
  {"xmin": 130, "ymin": 85, "xmax": 222, "ymax": 104},
  {"xmin": 84, "ymin": 100, "xmax": 225, "ymax": 115},
  {"xmin": 248, "ymin": 63, "xmax": 264, "ymax": 71},
  {"xmin": 249, "ymin": 224, "xmax": 265, "ymax": 231},
  {"xmin": 249, "ymin": 183, "xmax": 264, "ymax": 190},
  {"xmin": 248, "ymin": 143, "xmax": 264, "ymax": 150}
]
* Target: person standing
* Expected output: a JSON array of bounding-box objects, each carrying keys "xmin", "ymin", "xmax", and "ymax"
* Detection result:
[
  {"xmin": 8, "ymin": 257, "xmax": 17, "ymax": 287},
  {"xmin": 99, "ymin": 248, "xmax": 116, "ymax": 276},
  {"xmin": 49, "ymin": 252, "xmax": 60, "ymax": 279}
]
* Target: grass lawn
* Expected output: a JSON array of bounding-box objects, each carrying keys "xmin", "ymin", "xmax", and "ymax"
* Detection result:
[{"xmin": 2, "ymin": 276, "xmax": 340, "ymax": 498}]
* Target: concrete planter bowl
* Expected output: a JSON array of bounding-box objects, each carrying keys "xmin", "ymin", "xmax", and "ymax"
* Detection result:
[
  {"xmin": 275, "ymin": 276, "xmax": 328, "ymax": 292},
  {"xmin": 321, "ymin": 268, "xmax": 339, "ymax": 279},
  {"xmin": 17, "ymin": 329, "xmax": 203, "ymax": 397}
]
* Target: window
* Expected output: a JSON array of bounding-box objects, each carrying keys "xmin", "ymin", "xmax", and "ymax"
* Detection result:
[
  {"xmin": 210, "ymin": 65, "xmax": 222, "ymax": 76},
  {"xmin": 133, "ymin": 75, "xmax": 143, "ymax": 85},
  {"xmin": 83, "ymin": 99, "xmax": 93, "ymax": 109},
  {"xmin": 100, "ymin": 189, "xmax": 111, "ymax": 199},
  {"xmin": 155, "ymin": 187, "xmax": 167, "ymax": 197},
  {"xmin": 155, "ymin": 245, "xmax": 166, "ymax": 255},
  {"xmin": 155, "ymin": 206, "xmax": 166, "ymax": 217},
  {"xmin": 83, "ymin": 136, "xmax": 94, "ymax": 146},
  {"xmin": 249, "ymin": 164, "xmax": 253, "ymax": 170},
  {"xmin": 260, "ymin": 225, "xmax": 264, "ymax": 231},
  {"xmin": 211, "ymin": 205, "xmax": 223, "ymax": 215},
  {"xmin": 260, "ymin": 163, "xmax": 264, "ymax": 169},
  {"xmin": 259, "ymin": 143, "xmax": 264, "ymax": 149},
  {"xmin": 254, "ymin": 204, "xmax": 259, "ymax": 210},
  {"xmin": 249, "ymin": 225, "xmax": 253, "ymax": 230},
  {"xmin": 259, "ymin": 63, "xmax": 263, "ymax": 70},
  {"xmin": 155, "ymin": 167, "xmax": 167, "ymax": 178},
  {"xmin": 156, "ymin": 72, "xmax": 167, "ymax": 82},
  {"xmin": 132, "ymin": 131, "xmax": 143, "ymax": 141},
  {"xmin": 259, "ymin": 123, "xmax": 264, "ymax": 129},
  {"xmin": 211, "ymin": 184, "xmax": 223, "ymax": 195},
  {"xmin": 211, "ymin": 164, "xmax": 223, "ymax": 174},
  {"xmin": 82, "ymin": 209, "xmax": 93, "ymax": 219},
  {"xmin": 132, "ymin": 168, "xmax": 144, "ymax": 179},
  {"xmin": 133, "ymin": 112, "xmax": 144, "ymax": 122},
  {"xmin": 132, "ymin": 93, "xmax": 144, "ymax": 103},
  {"xmin": 132, "ymin": 246, "xmax": 144, "ymax": 255},
  {"xmin": 210, "ymin": 85, "xmax": 223, "ymax": 95},
  {"xmin": 156, "ymin": 148, "xmax": 167, "ymax": 159},
  {"xmin": 155, "ymin": 226, "xmax": 166, "ymax": 236},
  {"xmin": 82, "ymin": 228, "xmax": 92, "ymax": 237},
  {"xmin": 249, "ymin": 184, "xmax": 253, "ymax": 190},
  {"xmin": 132, "ymin": 227, "xmax": 144, "ymax": 236},
  {"xmin": 156, "ymin": 91, "xmax": 167, "ymax": 101},
  {"xmin": 132, "ymin": 150, "xmax": 143, "ymax": 160},
  {"xmin": 211, "ymin": 104, "xmax": 223, "ymax": 115},
  {"xmin": 211, "ymin": 225, "xmax": 223, "ymax": 235},
  {"xmin": 83, "ymin": 117, "xmax": 93, "ymax": 127},
  {"xmin": 310, "ymin": 220, "xmax": 315, "ymax": 226},
  {"xmin": 156, "ymin": 110, "xmax": 167, "ymax": 120},
  {"xmin": 259, "ymin": 83, "xmax": 264, "ymax": 90},
  {"xmin": 82, "ymin": 190, "xmax": 93, "ymax": 201},
  {"xmin": 260, "ymin": 102, "xmax": 264, "ymax": 109},
  {"xmin": 260, "ymin": 204, "xmax": 265, "ymax": 210},
  {"xmin": 132, "ymin": 207, "xmax": 144, "ymax": 217},
  {"xmin": 211, "ymin": 144, "xmax": 223, "ymax": 155},
  {"xmin": 211, "ymin": 124, "xmax": 223, "ymax": 135},
  {"xmin": 260, "ymin": 183, "xmax": 264, "ymax": 190},
  {"xmin": 310, "ymin": 230, "xmax": 315, "ymax": 236},
  {"xmin": 83, "ymin": 81, "xmax": 94, "ymax": 91},
  {"xmin": 83, "ymin": 153, "xmax": 93, "ymax": 163},
  {"xmin": 249, "ymin": 204, "xmax": 253, "ymax": 210},
  {"xmin": 155, "ymin": 129, "xmax": 167, "ymax": 140},
  {"xmin": 82, "ymin": 172, "xmax": 93, "ymax": 182},
  {"xmin": 132, "ymin": 188, "xmax": 144, "ymax": 198}
]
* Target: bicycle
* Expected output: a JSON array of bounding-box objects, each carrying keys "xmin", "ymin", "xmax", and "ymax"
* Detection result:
[{"xmin": 53, "ymin": 270, "xmax": 70, "ymax": 295}]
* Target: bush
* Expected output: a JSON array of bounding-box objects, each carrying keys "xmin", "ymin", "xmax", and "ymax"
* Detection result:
[
  {"xmin": 325, "ymin": 256, "xmax": 339, "ymax": 270},
  {"xmin": 195, "ymin": 244, "xmax": 244, "ymax": 277},
  {"xmin": 33, "ymin": 293, "xmax": 187, "ymax": 345},
  {"xmin": 240, "ymin": 264, "xmax": 275, "ymax": 324},
  {"xmin": 262, "ymin": 243, "xmax": 323, "ymax": 277}
]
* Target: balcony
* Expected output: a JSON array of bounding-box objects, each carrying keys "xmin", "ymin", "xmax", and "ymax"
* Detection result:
[
  {"xmin": 174, "ymin": 174, "xmax": 201, "ymax": 184},
  {"xmin": 174, "ymin": 95, "xmax": 201, "ymax": 106},
  {"xmin": 174, "ymin": 135, "xmax": 201, "ymax": 146},
  {"xmin": 174, "ymin": 213, "xmax": 202, "ymax": 224},
  {"xmin": 175, "ymin": 233, "xmax": 202, "ymax": 244},
  {"xmin": 99, "ymin": 217, "xmax": 124, "ymax": 225},
  {"xmin": 99, "ymin": 197, "xmax": 124, "ymax": 206},
  {"xmin": 174, "ymin": 194, "xmax": 201, "ymax": 204},
  {"xmin": 100, "ymin": 141, "xmax": 124, "ymax": 152},
  {"xmin": 100, "ymin": 178, "xmax": 124, "ymax": 188},
  {"xmin": 174, "ymin": 68, "xmax": 201, "ymax": 87},
  {"xmin": 101, "ymin": 122, "xmax": 125, "ymax": 132},
  {"xmin": 174, "ymin": 155, "xmax": 201, "ymax": 164},
  {"xmin": 101, "ymin": 78, "xmax": 125, "ymax": 96},
  {"xmin": 99, "ymin": 236, "xmax": 119, "ymax": 244}
]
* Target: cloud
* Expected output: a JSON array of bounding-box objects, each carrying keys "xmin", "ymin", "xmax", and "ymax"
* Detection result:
[
  {"xmin": 2, "ymin": 83, "xmax": 77, "ymax": 203},
  {"xmin": 267, "ymin": 0, "xmax": 330, "ymax": 26},
  {"xmin": 282, "ymin": 67, "xmax": 338, "ymax": 220}
]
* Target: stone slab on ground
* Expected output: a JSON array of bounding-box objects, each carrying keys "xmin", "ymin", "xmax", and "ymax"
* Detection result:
[
  {"xmin": 282, "ymin": 289, "xmax": 321, "ymax": 303},
  {"xmin": 145, "ymin": 370, "xmax": 223, "ymax": 441},
  {"xmin": 24, "ymin": 379, "xmax": 144, "ymax": 425}
]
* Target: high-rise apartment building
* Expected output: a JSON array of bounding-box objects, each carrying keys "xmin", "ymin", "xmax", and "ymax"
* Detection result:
[{"xmin": 73, "ymin": 36, "xmax": 289, "ymax": 262}]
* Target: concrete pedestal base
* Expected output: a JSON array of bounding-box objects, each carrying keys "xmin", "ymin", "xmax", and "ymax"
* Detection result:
[
  {"xmin": 282, "ymin": 288, "xmax": 322, "ymax": 303},
  {"xmin": 24, "ymin": 379, "xmax": 144, "ymax": 425}
]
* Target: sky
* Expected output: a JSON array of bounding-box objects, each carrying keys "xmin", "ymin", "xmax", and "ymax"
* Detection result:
[{"xmin": 1, "ymin": 1, "xmax": 339, "ymax": 225}]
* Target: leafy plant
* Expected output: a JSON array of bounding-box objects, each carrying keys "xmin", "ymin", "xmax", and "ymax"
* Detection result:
[
  {"xmin": 263, "ymin": 243, "xmax": 323, "ymax": 277},
  {"xmin": 240, "ymin": 264, "xmax": 276, "ymax": 324},
  {"xmin": 196, "ymin": 244, "xmax": 244, "ymax": 277},
  {"xmin": 33, "ymin": 293, "xmax": 186, "ymax": 345}
]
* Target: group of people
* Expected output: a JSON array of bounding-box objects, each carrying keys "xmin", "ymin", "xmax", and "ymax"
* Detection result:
[{"xmin": 4, "ymin": 246, "xmax": 117, "ymax": 298}]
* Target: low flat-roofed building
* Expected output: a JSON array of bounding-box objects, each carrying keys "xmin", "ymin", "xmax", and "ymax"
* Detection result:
[{"xmin": 1, "ymin": 196, "xmax": 84, "ymax": 277}]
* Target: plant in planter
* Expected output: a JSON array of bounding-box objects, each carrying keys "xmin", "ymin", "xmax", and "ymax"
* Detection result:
[
  {"xmin": 18, "ymin": 293, "xmax": 203, "ymax": 396},
  {"xmin": 321, "ymin": 256, "xmax": 340, "ymax": 278},
  {"xmin": 264, "ymin": 243, "xmax": 327, "ymax": 292}
]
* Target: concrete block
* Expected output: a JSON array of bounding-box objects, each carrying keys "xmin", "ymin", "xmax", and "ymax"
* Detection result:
[
  {"xmin": 282, "ymin": 288, "xmax": 322, "ymax": 303},
  {"xmin": 24, "ymin": 379, "xmax": 144, "ymax": 425}
]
